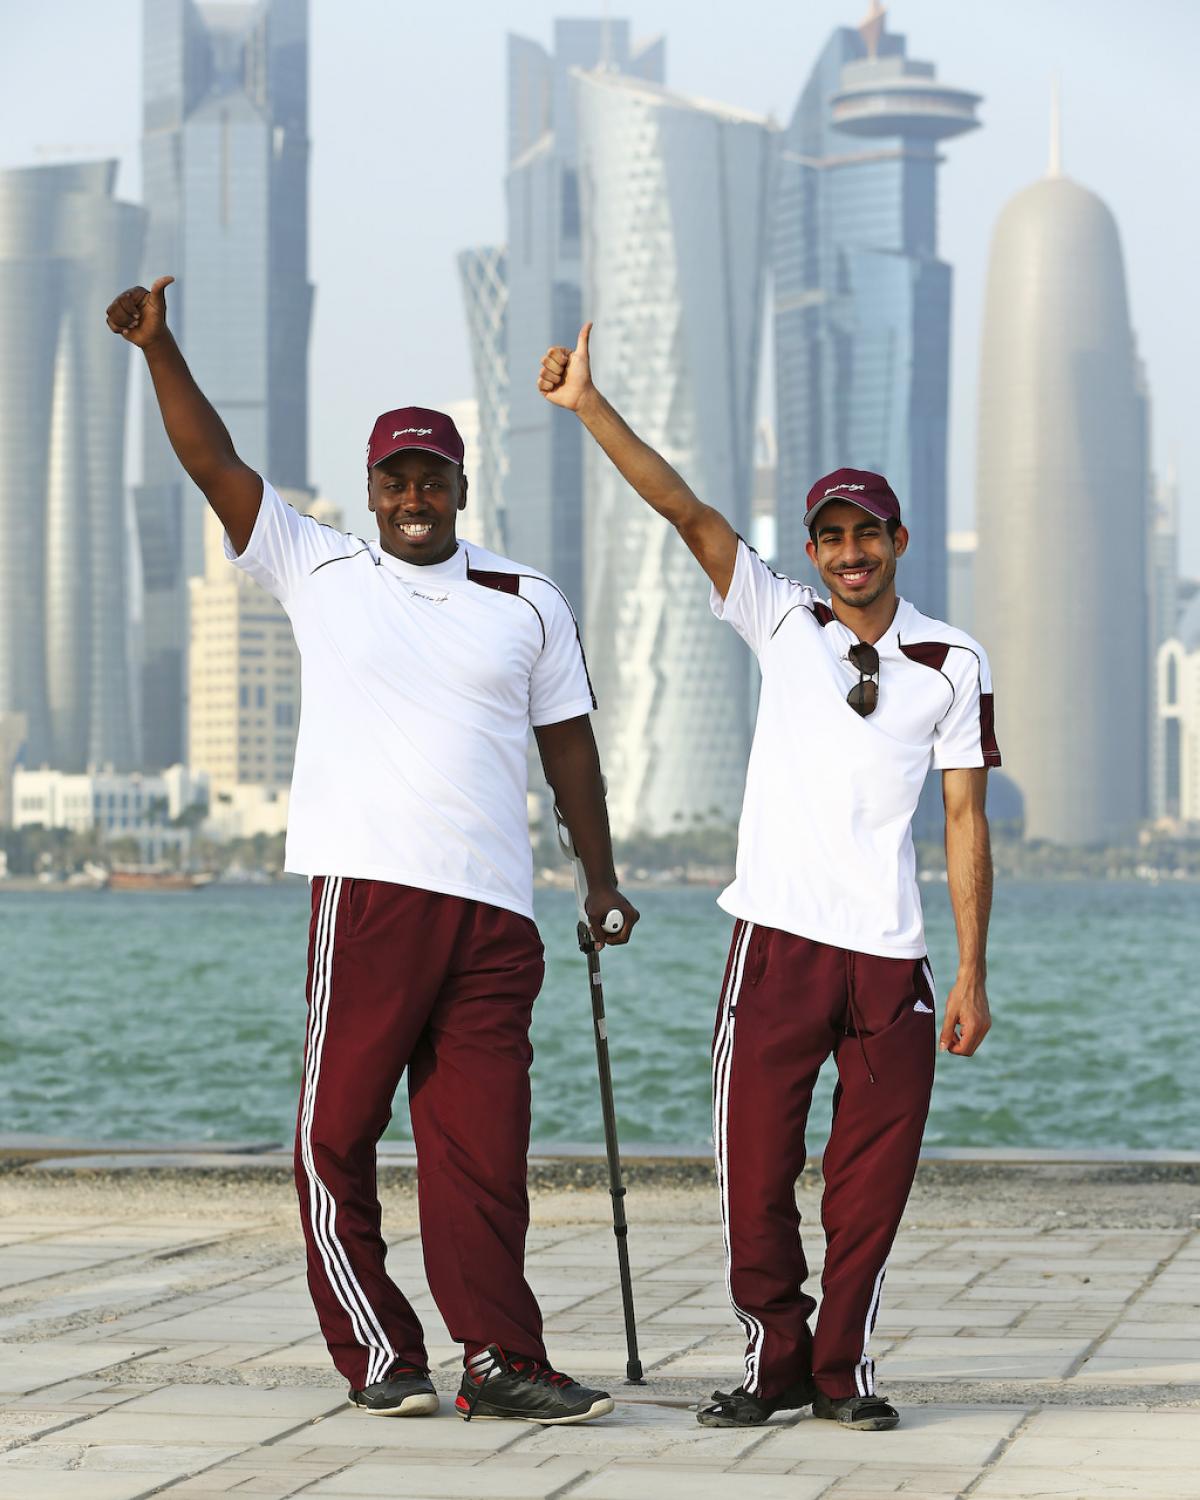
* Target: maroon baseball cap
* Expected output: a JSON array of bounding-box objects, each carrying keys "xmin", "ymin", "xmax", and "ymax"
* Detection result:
[
  {"xmin": 803, "ymin": 467, "xmax": 901, "ymax": 528},
  {"xmin": 366, "ymin": 406, "xmax": 464, "ymax": 470}
]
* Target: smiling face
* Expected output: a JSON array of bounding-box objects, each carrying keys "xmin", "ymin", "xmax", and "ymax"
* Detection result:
[
  {"xmin": 805, "ymin": 500, "xmax": 908, "ymax": 613},
  {"xmin": 367, "ymin": 450, "xmax": 467, "ymax": 565}
]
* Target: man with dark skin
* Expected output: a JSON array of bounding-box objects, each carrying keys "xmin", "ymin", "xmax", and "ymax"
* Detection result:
[
  {"xmin": 108, "ymin": 277, "xmax": 638, "ymax": 1425},
  {"xmin": 540, "ymin": 324, "xmax": 998, "ymax": 1433}
]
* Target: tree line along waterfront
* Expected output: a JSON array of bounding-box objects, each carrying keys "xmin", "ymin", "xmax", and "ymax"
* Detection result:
[{"xmin": 5, "ymin": 820, "xmax": 1200, "ymax": 887}]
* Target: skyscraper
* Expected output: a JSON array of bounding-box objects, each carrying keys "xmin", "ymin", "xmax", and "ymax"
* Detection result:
[
  {"xmin": 772, "ymin": 2, "xmax": 979, "ymax": 618},
  {"xmin": 576, "ymin": 72, "xmax": 773, "ymax": 836},
  {"xmin": 456, "ymin": 246, "xmax": 509, "ymax": 553},
  {"xmin": 500, "ymin": 18, "xmax": 664, "ymax": 614},
  {"xmin": 139, "ymin": 0, "xmax": 311, "ymax": 769},
  {"xmin": 0, "ymin": 161, "xmax": 144, "ymax": 772},
  {"xmin": 974, "ymin": 132, "xmax": 1148, "ymax": 845}
]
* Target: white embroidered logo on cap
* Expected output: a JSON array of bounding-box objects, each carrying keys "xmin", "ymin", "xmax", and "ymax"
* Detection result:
[
  {"xmin": 826, "ymin": 482, "xmax": 866, "ymax": 496},
  {"xmin": 393, "ymin": 427, "xmax": 434, "ymax": 438}
]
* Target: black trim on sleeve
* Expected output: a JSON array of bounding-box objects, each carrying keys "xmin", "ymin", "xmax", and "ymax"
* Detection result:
[{"xmin": 468, "ymin": 552, "xmax": 600, "ymax": 714}]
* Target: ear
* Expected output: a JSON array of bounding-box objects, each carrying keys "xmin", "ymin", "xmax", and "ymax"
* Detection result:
[
  {"xmin": 892, "ymin": 523, "xmax": 909, "ymax": 558},
  {"xmin": 458, "ymin": 470, "xmax": 469, "ymax": 513},
  {"xmin": 366, "ymin": 472, "xmax": 375, "ymax": 512},
  {"xmin": 805, "ymin": 537, "xmax": 819, "ymax": 569}
]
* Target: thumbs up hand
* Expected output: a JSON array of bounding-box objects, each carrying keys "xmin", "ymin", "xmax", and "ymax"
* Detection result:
[
  {"xmin": 106, "ymin": 275, "xmax": 176, "ymax": 348},
  {"xmin": 537, "ymin": 322, "xmax": 594, "ymax": 411}
]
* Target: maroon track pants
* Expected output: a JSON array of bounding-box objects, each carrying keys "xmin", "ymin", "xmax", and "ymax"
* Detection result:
[
  {"xmin": 294, "ymin": 876, "xmax": 547, "ymax": 1389},
  {"xmin": 714, "ymin": 919, "xmax": 936, "ymax": 1401}
]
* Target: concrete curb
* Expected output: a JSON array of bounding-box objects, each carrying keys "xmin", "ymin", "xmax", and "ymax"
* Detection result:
[{"xmin": 2, "ymin": 1135, "xmax": 1198, "ymax": 1186}]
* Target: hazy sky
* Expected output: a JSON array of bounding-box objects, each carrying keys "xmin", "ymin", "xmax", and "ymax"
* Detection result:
[{"xmin": 3, "ymin": 0, "xmax": 1198, "ymax": 568}]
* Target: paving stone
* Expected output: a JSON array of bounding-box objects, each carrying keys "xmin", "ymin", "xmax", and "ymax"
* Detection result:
[
  {"xmin": 0, "ymin": 1342, "xmax": 158, "ymax": 1396},
  {"xmin": 1071, "ymin": 1355, "xmax": 1200, "ymax": 1383},
  {"xmin": 52, "ymin": 1408, "xmax": 310, "ymax": 1445},
  {"xmin": 0, "ymin": 1474, "xmax": 187, "ymax": 1498},
  {"xmin": 114, "ymin": 1385, "xmax": 343, "ymax": 1419},
  {"xmin": 882, "ymin": 1335, "xmax": 1089, "ymax": 1380},
  {"xmin": 972, "ymin": 1466, "xmax": 1200, "ymax": 1498},
  {"xmin": 273, "ymin": 1409, "xmax": 525, "ymax": 1452},
  {"xmin": 761, "ymin": 1404, "xmax": 1024, "ymax": 1467},
  {"xmin": 305, "ymin": 1458, "xmax": 591, "ymax": 1497},
  {"xmin": 0, "ymin": 1439, "xmax": 244, "ymax": 1472},
  {"xmin": 568, "ymin": 1467, "xmax": 833, "ymax": 1498}
]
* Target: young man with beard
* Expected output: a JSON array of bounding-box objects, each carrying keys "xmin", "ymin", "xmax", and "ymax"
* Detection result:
[
  {"xmin": 539, "ymin": 325, "xmax": 999, "ymax": 1432},
  {"xmin": 108, "ymin": 278, "xmax": 638, "ymax": 1425}
]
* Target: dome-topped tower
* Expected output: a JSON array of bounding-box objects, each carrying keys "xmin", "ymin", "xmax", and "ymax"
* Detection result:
[{"xmin": 974, "ymin": 109, "xmax": 1148, "ymax": 844}]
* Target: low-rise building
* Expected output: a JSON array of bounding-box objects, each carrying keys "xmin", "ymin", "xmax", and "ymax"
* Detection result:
[
  {"xmin": 10, "ymin": 765, "xmax": 208, "ymax": 835},
  {"xmin": 188, "ymin": 492, "xmax": 343, "ymax": 796},
  {"xmin": 1154, "ymin": 597, "xmax": 1200, "ymax": 825}
]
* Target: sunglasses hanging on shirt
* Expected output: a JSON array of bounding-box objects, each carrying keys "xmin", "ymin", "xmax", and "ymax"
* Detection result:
[{"xmin": 846, "ymin": 642, "xmax": 880, "ymax": 717}]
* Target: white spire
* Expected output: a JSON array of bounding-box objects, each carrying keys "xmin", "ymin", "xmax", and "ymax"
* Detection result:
[{"xmin": 1048, "ymin": 76, "xmax": 1062, "ymax": 178}]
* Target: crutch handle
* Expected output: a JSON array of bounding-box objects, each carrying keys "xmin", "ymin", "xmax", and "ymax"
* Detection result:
[{"xmin": 603, "ymin": 910, "xmax": 624, "ymax": 935}]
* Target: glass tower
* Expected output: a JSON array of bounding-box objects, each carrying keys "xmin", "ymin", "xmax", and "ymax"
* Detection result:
[
  {"xmin": 576, "ymin": 73, "xmax": 773, "ymax": 836},
  {"xmin": 500, "ymin": 18, "xmax": 664, "ymax": 614},
  {"xmin": 139, "ymin": 0, "xmax": 311, "ymax": 768},
  {"xmin": 0, "ymin": 162, "xmax": 144, "ymax": 772},
  {"xmin": 773, "ymin": 3, "xmax": 979, "ymax": 619}
]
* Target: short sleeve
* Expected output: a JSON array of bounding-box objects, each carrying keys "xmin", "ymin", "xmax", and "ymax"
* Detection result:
[
  {"xmin": 225, "ymin": 480, "xmax": 358, "ymax": 605},
  {"xmin": 933, "ymin": 644, "xmax": 1002, "ymax": 770},
  {"xmin": 528, "ymin": 582, "xmax": 597, "ymax": 727},
  {"xmin": 710, "ymin": 538, "xmax": 812, "ymax": 655}
]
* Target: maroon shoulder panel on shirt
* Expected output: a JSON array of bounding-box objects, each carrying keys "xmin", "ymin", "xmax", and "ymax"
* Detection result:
[
  {"xmin": 898, "ymin": 640, "xmax": 950, "ymax": 672},
  {"xmin": 809, "ymin": 601, "xmax": 835, "ymax": 626},
  {"xmin": 899, "ymin": 640, "xmax": 1002, "ymax": 769},
  {"xmin": 466, "ymin": 566, "xmax": 519, "ymax": 595}
]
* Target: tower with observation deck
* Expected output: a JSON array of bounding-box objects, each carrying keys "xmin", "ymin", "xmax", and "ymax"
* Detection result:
[{"xmin": 772, "ymin": 2, "xmax": 980, "ymax": 619}]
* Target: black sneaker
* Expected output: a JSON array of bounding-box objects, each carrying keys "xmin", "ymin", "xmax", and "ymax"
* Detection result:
[
  {"xmin": 348, "ymin": 1361, "xmax": 438, "ymax": 1416},
  {"xmin": 696, "ymin": 1376, "xmax": 815, "ymax": 1427},
  {"xmin": 455, "ymin": 1344, "xmax": 614, "ymax": 1424},
  {"xmin": 812, "ymin": 1389, "xmax": 899, "ymax": 1431}
]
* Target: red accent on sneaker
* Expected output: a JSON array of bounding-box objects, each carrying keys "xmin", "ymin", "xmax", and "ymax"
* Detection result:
[{"xmin": 455, "ymin": 1394, "xmax": 470, "ymax": 1412}]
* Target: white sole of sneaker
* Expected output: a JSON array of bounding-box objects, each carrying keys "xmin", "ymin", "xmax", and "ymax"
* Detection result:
[
  {"xmin": 357, "ymin": 1393, "xmax": 440, "ymax": 1417},
  {"xmin": 458, "ymin": 1395, "xmax": 615, "ymax": 1425}
]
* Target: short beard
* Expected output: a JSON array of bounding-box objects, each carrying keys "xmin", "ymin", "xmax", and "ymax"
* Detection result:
[{"xmin": 824, "ymin": 562, "xmax": 893, "ymax": 611}]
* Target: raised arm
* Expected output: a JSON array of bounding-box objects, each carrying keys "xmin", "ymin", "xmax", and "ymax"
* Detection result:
[
  {"xmin": 538, "ymin": 324, "xmax": 739, "ymax": 597},
  {"xmin": 106, "ymin": 276, "xmax": 262, "ymax": 554},
  {"xmin": 939, "ymin": 767, "xmax": 993, "ymax": 1056}
]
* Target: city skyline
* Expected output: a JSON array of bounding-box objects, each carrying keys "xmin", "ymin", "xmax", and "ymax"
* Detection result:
[
  {"xmin": 2, "ymin": 1, "xmax": 1194, "ymax": 572},
  {"xmin": 0, "ymin": 1, "xmax": 1195, "ymax": 845}
]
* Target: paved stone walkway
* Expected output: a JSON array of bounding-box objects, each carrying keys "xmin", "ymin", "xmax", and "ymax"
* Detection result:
[{"xmin": 0, "ymin": 1165, "xmax": 1197, "ymax": 1499}]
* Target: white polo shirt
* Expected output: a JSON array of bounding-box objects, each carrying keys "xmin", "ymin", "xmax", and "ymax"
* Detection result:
[
  {"xmin": 227, "ymin": 481, "xmax": 595, "ymax": 921},
  {"xmin": 712, "ymin": 540, "xmax": 1001, "ymax": 959}
]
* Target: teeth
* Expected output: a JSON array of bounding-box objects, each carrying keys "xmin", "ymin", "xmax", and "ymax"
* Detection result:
[{"xmin": 399, "ymin": 523, "xmax": 433, "ymax": 536}]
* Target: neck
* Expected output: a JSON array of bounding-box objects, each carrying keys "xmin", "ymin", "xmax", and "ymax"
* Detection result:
[
  {"xmin": 377, "ymin": 535, "xmax": 458, "ymax": 566},
  {"xmin": 830, "ymin": 587, "xmax": 899, "ymax": 644}
]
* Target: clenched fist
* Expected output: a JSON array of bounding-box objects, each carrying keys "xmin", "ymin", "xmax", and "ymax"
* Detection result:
[
  {"xmin": 106, "ymin": 275, "xmax": 175, "ymax": 347},
  {"xmin": 537, "ymin": 322, "xmax": 594, "ymax": 411}
]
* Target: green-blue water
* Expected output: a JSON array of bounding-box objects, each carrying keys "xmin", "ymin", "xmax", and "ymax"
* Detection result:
[{"xmin": 1, "ymin": 881, "xmax": 1195, "ymax": 1151}]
